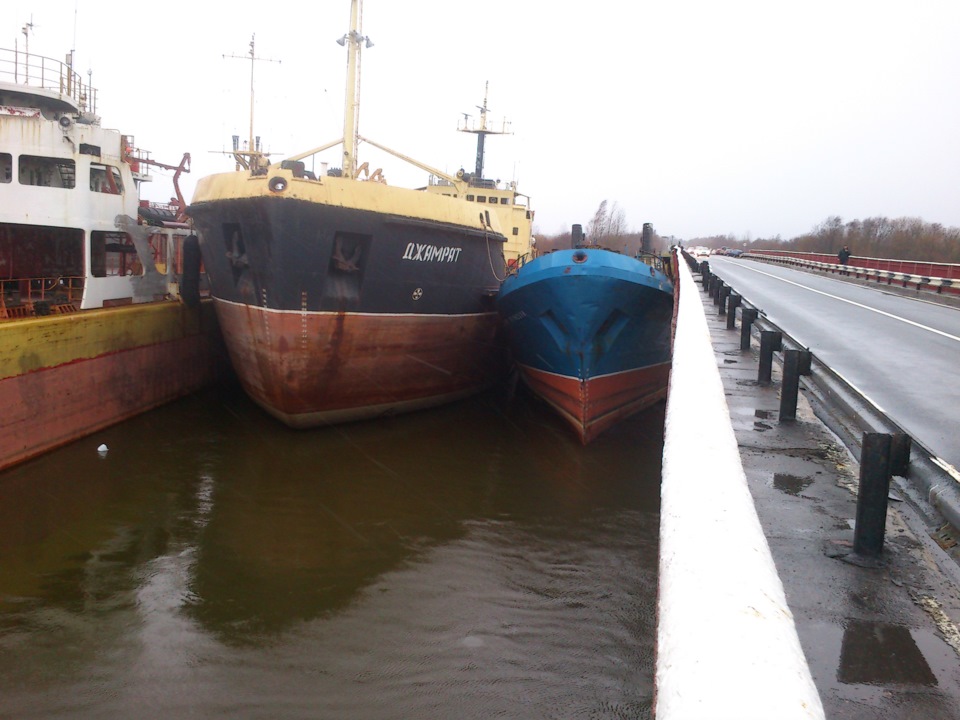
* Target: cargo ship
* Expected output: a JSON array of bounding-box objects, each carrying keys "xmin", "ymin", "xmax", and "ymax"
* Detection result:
[
  {"xmin": 497, "ymin": 224, "xmax": 676, "ymax": 443},
  {"xmin": 188, "ymin": 0, "xmax": 520, "ymax": 428},
  {"xmin": 0, "ymin": 44, "xmax": 224, "ymax": 472}
]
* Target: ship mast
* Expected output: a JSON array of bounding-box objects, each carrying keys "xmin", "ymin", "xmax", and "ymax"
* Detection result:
[
  {"xmin": 474, "ymin": 82, "xmax": 490, "ymax": 178},
  {"xmin": 339, "ymin": 0, "xmax": 373, "ymax": 179},
  {"xmin": 224, "ymin": 35, "xmax": 280, "ymax": 171},
  {"xmin": 459, "ymin": 81, "xmax": 511, "ymax": 180}
]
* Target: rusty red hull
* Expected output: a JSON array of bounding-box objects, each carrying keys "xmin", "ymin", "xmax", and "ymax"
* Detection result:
[
  {"xmin": 519, "ymin": 362, "xmax": 671, "ymax": 444},
  {"xmin": 0, "ymin": 302, "xmax": 224, "ymax": 472},
  {"xmin": 214, "ymin": 298, "xmax": 506, "ymax": 427}
]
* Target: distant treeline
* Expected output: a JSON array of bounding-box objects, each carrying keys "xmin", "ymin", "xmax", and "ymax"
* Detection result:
[
  {"xmin": 537, "ymin": 214, "xmax": 960, "ymax": 264},
  {"xmin": 690, "ymin": 216, "xmax": 960, "ymax": 264}
]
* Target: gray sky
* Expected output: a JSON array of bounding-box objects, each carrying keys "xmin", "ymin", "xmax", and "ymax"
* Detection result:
[{"xmin": 4, "ymin": 0, "xmax": 959, "ymax": 241}]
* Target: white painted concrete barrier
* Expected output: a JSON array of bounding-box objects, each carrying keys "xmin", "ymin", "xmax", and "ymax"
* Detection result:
[{"xmin": 656, "ymin": 259, "xmax": 825, "ymax": 719}]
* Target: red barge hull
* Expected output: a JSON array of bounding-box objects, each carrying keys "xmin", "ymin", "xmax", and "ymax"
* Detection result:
[
  {"xmin": 214, "ymin": 298, "xmax": 504, "ymax": 427},
  {"xmin": 519, "ymin": 362, "xmax": 671, "ymax": 444},
  {"xmin": 0, "ymin": 301, "xmax": 225, "ymax": 472}
]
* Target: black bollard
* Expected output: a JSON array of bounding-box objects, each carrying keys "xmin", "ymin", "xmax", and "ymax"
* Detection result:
[
  {"xmin": 779, "ymin": 349, "xmax": 801, "ymax": 421},
  {"xmin": 798, "ymin": 349, "xmax": 812, "ymax": 376},
  {"xmin": 853, "ymin": 433, "xmax": 893, "ymax": 557},
  {"xmin": 726, "ymin": 294, "xmax": 741, "ymax": 330},
  {"xmin": 758, "ymin": 330, "xmax": 782, "ymax": 384},
  {"xmin": 740, "ymin": 308, "xmax": 758, "ymax": 350},
  {"xmin": 719, "ymin": 285, "xmax": 731, "ymax": 315}
]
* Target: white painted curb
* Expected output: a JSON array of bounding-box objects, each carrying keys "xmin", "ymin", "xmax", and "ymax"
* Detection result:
[{"xmin": 655, "ymin": 259, "xmax": 825, "ymax": 719}]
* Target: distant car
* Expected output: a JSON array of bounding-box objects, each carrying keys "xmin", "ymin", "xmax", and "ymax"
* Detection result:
[{"xmin": 727, "ymin": 249, "xmax": 744, "ymax": 257}]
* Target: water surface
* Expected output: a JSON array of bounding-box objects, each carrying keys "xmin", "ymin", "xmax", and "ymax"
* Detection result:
[{"xmin": 0, "ymin": 385, "xmax": 662, "ymax": 719}]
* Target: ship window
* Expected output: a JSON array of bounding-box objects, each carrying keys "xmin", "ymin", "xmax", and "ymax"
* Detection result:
[
  {"xmin": 90, "ymin": 231, "xmax": 142, "ymax": 277},
  {"xmin": 90, "ymin": 163, "xmax": 124, "ymax": 194},
  {"xmin": 18, "ymin": 155, "xmax": 76, "ymax": 189},
  {"xmin": 477, "ymin": 196, "xmax": 487, "ymax": 203},
  {"xmin": 0, "ymin": 153, "xmax": 11, "ymax": 182},
  {"xmin": 466, "ymin": 194, "xmax": 475, "ymax": 201},
  {"xmin": 513, "ymin": 227, "xmax": 519, "ymax": 236},
  {"xmin": 501, "ymin": 198, "xmax": 510, "ymax": 205}
]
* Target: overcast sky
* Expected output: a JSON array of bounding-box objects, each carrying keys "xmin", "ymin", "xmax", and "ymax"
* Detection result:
[{"xmin": 4, "ymin": 0, "xmax": 959, "ymax": 241}]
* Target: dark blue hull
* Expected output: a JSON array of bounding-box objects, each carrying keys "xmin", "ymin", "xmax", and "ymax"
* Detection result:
[{"xmin": 497, "ymin": 248, "xmax": 675, "ymax": 441}]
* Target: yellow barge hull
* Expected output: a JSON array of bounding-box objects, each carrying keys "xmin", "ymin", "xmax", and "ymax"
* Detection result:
[{"xmin": 0, "ymin": 300, "xmax": 226, "ymax": 472}]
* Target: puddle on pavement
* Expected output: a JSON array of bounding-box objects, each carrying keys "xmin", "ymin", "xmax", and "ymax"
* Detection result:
[
  {"xmin": 801, "ymin": 618, "xmax": 956, "ymax": 711},
  {"xmin": 839, "ymin": 619, "xmax": 937, "ymax": 686},
  {"xmin": 774, "ymin": 473, "xmax": 814, "ymax": 495}
]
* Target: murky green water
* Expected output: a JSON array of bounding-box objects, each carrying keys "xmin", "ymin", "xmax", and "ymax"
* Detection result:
[{"xmin": 0, "ymin": 385, "xmax": 662, "ymax": 719}]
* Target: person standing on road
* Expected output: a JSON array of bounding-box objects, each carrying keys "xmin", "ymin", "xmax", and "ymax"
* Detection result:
[{"xmin": 838, "ymin": 245, "xmax": 851, "ymax": 275}]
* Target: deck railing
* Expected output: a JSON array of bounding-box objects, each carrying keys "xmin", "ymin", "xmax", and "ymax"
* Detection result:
[
  {"xmin": 0, "ymin": 47, "xmax": 98, "ymax": 115},
  {"xmin": 0, "ymin": 276, "xmax": 84, "ymax": 318}
]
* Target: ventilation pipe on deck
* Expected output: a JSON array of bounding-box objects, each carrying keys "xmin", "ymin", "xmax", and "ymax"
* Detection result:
[
  {"xmin": 642, "ymin": 222, "xmax": 653, "ymax": 253},
  {"xmin": 571, "ymin": 224, "xmax": 584, "ymax": 248}
]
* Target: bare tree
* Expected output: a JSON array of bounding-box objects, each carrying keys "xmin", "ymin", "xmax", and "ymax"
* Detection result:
[
  {"xmin": 607, "ymin": 202, "xmax": 628, "ymax": 246},
  {"xmin": 587, "ymin": 200, "xmax": 609, "ymax": 244},
  {"xmin": 586, "ymin": 200, "xmax": 629, "ymax": 247}
]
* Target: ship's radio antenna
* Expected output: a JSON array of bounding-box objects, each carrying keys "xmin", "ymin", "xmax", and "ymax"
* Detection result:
[
  {"xmin": 224, "ymin": 34, "xmax": 281, "ymax": 170},
  {"xmin": 21, "ymin": 16, "xmax": 35, "ymax": 83}
]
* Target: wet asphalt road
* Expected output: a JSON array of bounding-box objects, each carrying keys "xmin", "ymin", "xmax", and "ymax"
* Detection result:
[{"xmin": 705, "ymin": 256, "xmax": 960, "ymax": 474}]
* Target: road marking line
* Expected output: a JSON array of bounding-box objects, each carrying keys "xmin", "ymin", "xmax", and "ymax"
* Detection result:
[{"xmin": 728, "ymin": 263, "xmax": 960, "ymax": 343}]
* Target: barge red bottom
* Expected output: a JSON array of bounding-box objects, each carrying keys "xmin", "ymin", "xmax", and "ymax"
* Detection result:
[
  {"xmin": 1, "ymin": 331, "xmax": 221, "ymax": 472},
  {"xmin": 214, "ymin": 300, "xmax": 506, "ymax": 428},
  {"xmin": 519, "ymin": 362, "xmax": 672, "ymax": 444}
]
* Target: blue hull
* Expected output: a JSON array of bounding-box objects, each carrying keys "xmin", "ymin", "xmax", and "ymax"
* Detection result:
[{"xmin": 496, "ymin": 248, "xmax": 675, "ymax": 441}]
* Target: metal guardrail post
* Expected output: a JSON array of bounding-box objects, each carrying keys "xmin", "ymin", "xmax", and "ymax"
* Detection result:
[
  {"xmin": 779, "ymin": 349, "xmax": 801, "ymax": 421},
  {"xmin": 712, "ymin": 280, "xmax": 722, "ymax": 306},
  {"xmin": 758, "ymin": 330, "xmax": 782, "ymax": 384},
  {"xmin": 853, "ymin": 433, "xmax": 892, "ymax": 557},
  {"xmin": 719, "ymin": 285, "xmax": 731, "ymax": 315},
  {"xmin": 740, "ymin": 308, "xmax": 758, "ymax": 350},
  {"xmin": 726, "ymin": 294, "xmax": 741, "ymax": 329}
]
